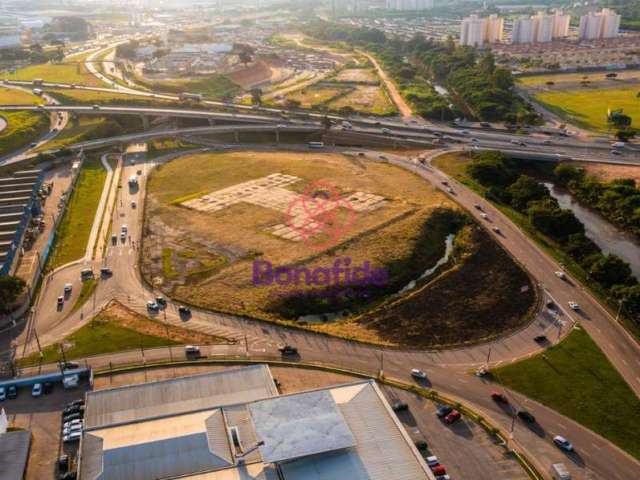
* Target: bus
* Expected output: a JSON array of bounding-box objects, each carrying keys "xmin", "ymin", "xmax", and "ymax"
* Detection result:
[{"xmin": 308, "ymin": 142, "xmax": 325, "ymax": 149}]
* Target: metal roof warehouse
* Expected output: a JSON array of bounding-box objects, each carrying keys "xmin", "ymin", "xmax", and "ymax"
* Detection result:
[{"xmin": 78, "ymin": 365, "xmax": 435, "ymax": 480}]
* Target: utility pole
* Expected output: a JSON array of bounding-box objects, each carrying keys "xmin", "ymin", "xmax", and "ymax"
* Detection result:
[
  {"xmin": 379, "ymin": 351, "xmax": 384, "ymax": 378},
  {"xmin": 164, "ymin": 309, "xmax": 173, "ymax": 361}
]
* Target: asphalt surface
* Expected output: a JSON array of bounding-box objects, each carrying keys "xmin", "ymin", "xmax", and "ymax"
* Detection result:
[{"xmin": 4, "ymin": 146, "xmax": 637, "ymax": 480}]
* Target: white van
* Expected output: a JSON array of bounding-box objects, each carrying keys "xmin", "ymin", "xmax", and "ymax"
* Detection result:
[{"xmin": 611, "ymin": 141, "xmax": 626, "ymax": 149}]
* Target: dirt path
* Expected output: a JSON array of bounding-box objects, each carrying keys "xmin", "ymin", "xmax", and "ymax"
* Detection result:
[{"xmin": 358, "ymin": 50, "xmax": 415, "ymax": 120}]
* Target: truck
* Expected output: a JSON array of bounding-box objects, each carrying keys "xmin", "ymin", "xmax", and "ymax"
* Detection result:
[
  {"xmin": 128, "ymin": 175, "xmax": 138, "ymax": 187},
  {"xmin": 179, "ymin": 92, "xmax": 203, "ymax": 102},
  {"xmin": 611, "ymin": 141, "xmax": 626, "ymax": 149},
  {"xmin": 550, "ymin": 463, "xmax": 571, "ymax": 480},
  {"xmin": 32, "ymin": 88, "xmax": 43, "ymax": 96},
  {"xmin": 32, "ymin": 78, "xmax": 43, "ymax": 86}
]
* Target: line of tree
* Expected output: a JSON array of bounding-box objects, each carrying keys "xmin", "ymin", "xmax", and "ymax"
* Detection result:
[
  {"xmin": 302, "ymin": 21, "xmax": 540, "ymax": 124},
  {"xmin": 467, "ymin": 151, "xmax": 640, "ymax": 320}
]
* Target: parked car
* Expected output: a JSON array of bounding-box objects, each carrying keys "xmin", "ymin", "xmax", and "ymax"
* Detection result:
[
  {"xmin": 7, "ymin": 385, "xmax": 17, "ymax": 399},
  {"xmin": 178, "ymin": 306, "xmax": 191, "ymax": 318},
  {"xmin": 62, "ymin": 412, "xmax": 83, "ymax": 423},
  {"xmin": 436, "ymin": 404, "xmax": 453, "ymax": 418},
  {"xmin": 391, "ymin": 401, "xmax": 409, "ymax": 412},
  {"xmin": 553, "ymin": 435, "xmax": 574, "ymax": 452},
  {"xmin": 63, "ymin": 424, "xmax": 83, "ymax": 435},
  {"xmin": 444, "ymin": 410, "xmax": 461, "ymax": 424},
  {"xmin": 410, "ymin": 368, "xmax": 427, "ymax": 379},
  {"xmin": 279, "ymin": 345, "xmax": 298, "ymax": 356},
  {"xmin": 57, "ymin": 455, "xmax": 69, "ymax": 473},
  {"xmin": 63, "ymin": 431, "xmax": 82, "ymax": 443},
  {"xmin": 518, "ymin": 410, "xmax": 536, "ymax": 423},
  {"xmin": 431, "ymin": 465, "xmax": 447, "ymax": 476},
  {"xmin": 32, "ymin": 383, "xmax": 43, "ymax": 397},
  {"xmin": 0, "ymin": 387, "xmax": 6, "ymax": 401},
  {"xmin": 425, "ymin": 456, "xmax": 439, "ymax": 467},
  {"xmin": 147, "ymin": 301, "xmax": 159, "ymax": 312},
  {"xmin": 63, "ymin": 419, "xmax": 83, "ymax": 429},
  {"xmin": 414, "ymin": 440, "xmax": 428, "ymax": 451},
  {"xmin": 68, "ymin": 399, "xmax": 84, "ymax": 407},
  {"xmin": 155, "ymin": 296, "xmax": 167, "ymax": 307},
  {"xmin": 534, "ymin": 335, "xmax": 547, "ymax": 344},
  {"xmin": 568, "ymin": 301, "xmax": 579, "ymax": 310},
  {"xmin": 63, "ymin": 404, "xmax": 84, "ymax": 416},
  {"xmin": 491, "ymin": 392, "xmax": 509, "ymax": 404},
  {"xmin": 58, "ymin": 472, "xmax": 77, "ymax": 480}
]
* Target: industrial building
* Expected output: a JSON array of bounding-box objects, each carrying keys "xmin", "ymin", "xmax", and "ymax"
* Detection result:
[
  {"xmin": 460, "ymin": 14, "xmax": 503, "ymax": 47},
  {"xmin": 579, "ymin": 8, "xmax": 621, "ymax": 40},
  {"xmin": 0, "ymin": 169, "xmax": 42, "ymax": 276},
  {"xmin": 78, "ymin": 365, "xmax": 436, "ymax": 480},
  {"xmin": 0, "ymin": 429, "xmax": 32, "ymax": 480}
]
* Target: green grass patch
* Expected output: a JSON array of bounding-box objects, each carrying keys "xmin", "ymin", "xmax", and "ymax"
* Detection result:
[
  {"xmin": 0, "ymin": 110, "xmax": 49, "ymax": 156},
  {"xmin": 534, "ymin": 87, "xmax": 640, "ymax": 132},
  {"xmin": 135, "ymin": 74, "xmax": 240, "ymax": 100},
  {"xmin": 493, "ymin": 327, "xmax": 640, "ymax": 460},
  {"xmin": 162, "ymin": 248, "xmax": 179, "ymax": 279},
  {"xmin": 18, "ymin": 315, "xmax": 178, "ymax": 367},
  {"xmin": 48, "ymin": 157, "xmax": 107, "ymax": 269},
  {"xmin": 3, "ymin": 61, "xmax": 103, "ymax": 87},
  {"xmin": 0, "ymin": 86, "xmax": 42, "ymax": 104},
  {"xmin": 71, "ymin": 278, "xmax": 97, "ymax": 313}
]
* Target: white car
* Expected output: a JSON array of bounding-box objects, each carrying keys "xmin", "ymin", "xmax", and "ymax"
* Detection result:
[
  {"xmin": 32, "ymin": 383, "xmax": 42, "ymax": 397},
  {"xmin": 64, "ymin": 283, "xmax": 73, "ymax": 293},
  {"xmin": 0, "ymin": 387, "xmax": 6, "ymax": 401},
  {"xmin": 492, "ymin": 226, "xmax": 501, "ymax": 233},
  {"xmin": 63, "ymin": 419, "xmax": 83, "ymax": 429},
  {"xmin": 553, "ymin": 435, "xmax": 574, "ymax": 452},
  {"xmin": 121, "ymin": 225, "xmax": 128, "ymax": 233},
  {"xmin": 411, "ymin": 368, "xmax": 427, "ymax": 379},
  {"xmin": 63, "ymin": 424, "xmax": 83, "ymax": 435},
  {"xmin": 63, "ymin": 431, "xmax": 82, "ymax": 443},
  {"xmin": 426, "ymin": 455, "xmax": 439, "ymax": 467},
  {"xmin": 554, "ymin": 271, "xmax": 566, "ymax": 279},
  {"xmin": 568, "ymin": 301, "xmax": 579, "ymax": 310},
  {"xmin": 480, "ymin": 213, "xmax": 489, "ymax": 219}
]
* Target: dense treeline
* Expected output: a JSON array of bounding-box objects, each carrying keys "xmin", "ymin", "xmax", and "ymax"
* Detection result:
[
  {"xmin": 555, "ymin": 164, "xmax": 640, "ymax": 239},
  {"xmin": 467, "ymin": 152, "xmax": 640, "ymax": 320},
  {"xmin": 303, "ymin": 21, "xmax": 539, "ymax": 124}
]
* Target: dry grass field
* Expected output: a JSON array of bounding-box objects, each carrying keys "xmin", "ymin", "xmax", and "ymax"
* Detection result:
[
  {"xmin": 284, "ymin": 85, "xmax": 349, "ymax": 108},
  {"xmin": 143, "ymin": 151, "xmax": 454, "ymax": 317},
  {"xmin": 334, "ymin": 68, "xmax": 378, "ymax": 83},
  {"xmin": 142, "ymin": 151, "xmax": 535, "ymax": 346},
  {"xmin": 329, "ymin": 85, "xmax": 395, "ymax": 115}
]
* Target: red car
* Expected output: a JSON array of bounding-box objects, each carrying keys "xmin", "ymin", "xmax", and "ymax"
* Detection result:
[
  {"xmin": 444, "ymin": 410, "xmax": 461, "ymax": 424},
  {"xmin": 431, "ymin": 465, "xmax": 447, "ymax": 476},
  {"xmin": 491, "ymin": 392, "xmax": 509, "ymax": 404}
]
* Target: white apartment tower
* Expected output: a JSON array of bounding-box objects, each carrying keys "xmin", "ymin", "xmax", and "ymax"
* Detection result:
[
  {"xmin": 579, "ymin": 9, "xmax": 621, "ymax": 40},
  {"xmin": 485, "ymin": 14, "xmax": 504, "ymax": 43},
  {"xmin": 552, "ymin": 10, "xmax": 571, "ymax": 38},
  {"xmin": 460, "ymin": 14, "xmax": 503, "ymax": 47},
  {"xmin": 386, "ymin": 0, "xmax": 434, "ymax": 10},
  {"xmin": 533, "ymin": 11, "xmax": 555, "ymax": 43},
  {"xmin": 511, "ymin": 16, "xmax": 535, "ymax": 44}
]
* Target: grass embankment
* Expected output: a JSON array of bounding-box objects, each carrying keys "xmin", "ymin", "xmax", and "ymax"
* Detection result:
[
  {"xmin": 433, "ymin": 152, "xmax": 640, "ymax": 339},
  {"xmin": 533, "ymin": 87, "xmax": 640, "ymax": 132},
  {"xmin": 135, "ymin": 74, "xmax": 240, "ymax": 100},
  {"xmin": 37, "ymin": 114, "xmax": 143, "ymax": 152},
  {"xmin": 0, "ymin": 111, "xmax": 49, "ymax": 156},
  {"xmin": 3, "ymin": 61, "xmax": 103, "ymax": 87},
  {"xmin": 47, "ymin": 157, "xmax": 107, "ymax": 269},
  {"xmin": 46, "ymin": 88, "xmax": 176, "ymax": 107},
  {"xmin": 0, "ymin": 85, "xmax": 42, "ymax": 104},
  {"xmin": 493, "ymin": 327, "xmax": 640, "ymax": 460},
  {"xmin": 18, "ymin": 302, "xmax": 228, "ymax": 367}
]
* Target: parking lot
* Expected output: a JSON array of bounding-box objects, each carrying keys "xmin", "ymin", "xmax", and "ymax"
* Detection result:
[
  {"xmin": 2, "ymin": 381, "xmax": 90, "ymax": 479},
  {"xmin": 382, "ymin": 386, "xmax": 529, "ymax": 480}
]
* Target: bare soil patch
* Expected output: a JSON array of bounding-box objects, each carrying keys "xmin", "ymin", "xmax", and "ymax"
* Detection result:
[{"xmin": 570, "ymin": 161, "xmax": 640, "ymax": 183}]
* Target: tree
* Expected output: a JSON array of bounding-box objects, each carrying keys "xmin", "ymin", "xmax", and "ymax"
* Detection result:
[
  {"xmin": 480, "ymin": 51, "xmax": 496, "ymax": 74},
  {"xmin": 250, "ymin": 88, "xmax": 262, "ymax": 105},
  {"xmin": 0, "ymin": 275, "xmax": 26, "ymax": 309},
  {"xmin": 239, "ymin": 50, "xmax": 252, "ymax": 66},
  {"xmin": 589, "ymin": 254, "xmax": 634, "ymax": 288},
  {"xmin": 554, "ymin": 163, "xmax": 584, "ymax": 186},
  {"xmin": 506, "ymin": 175, "xmax": 548, "ymax": 210}
]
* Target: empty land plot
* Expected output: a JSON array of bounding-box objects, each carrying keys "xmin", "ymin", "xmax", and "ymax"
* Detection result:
[
  {"xmin": 329, "ymin": 85, "xmax": 396, "ymax": 115},
  {"xmin": 284, "ymin": 85, "xmax": 350, "ymax": 108},
  {"xmin": 0, "ymin": 110, "xmax": 48, "ymax": 156},
  {"xmin": 4, "ymin": 61, "xmax": 104, "ymax": 87},
  {"xmin": 334, "ymin": 68, "xmax": 378, "ymax": 83},
  {"xmin": 143, "ymin": 151, "xmax": 534, "ymax": 346},
  {"xmin": 533, "ymin": 86, "xmax": 640, "ymax": 132},
  {"xmin": 143, "ymin": 151, "xmax": 454, "ymax": 322}
]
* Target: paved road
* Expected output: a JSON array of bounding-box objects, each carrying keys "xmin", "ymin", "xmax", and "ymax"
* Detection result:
[{"xmin": 8, "ymin": 145, "xmax": 639, "ymax": 480}]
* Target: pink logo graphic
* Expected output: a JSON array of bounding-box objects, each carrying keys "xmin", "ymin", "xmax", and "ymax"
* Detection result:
[{"xmin": 286, "ymin": 180, "xmax": 357, "ymax": 250}]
